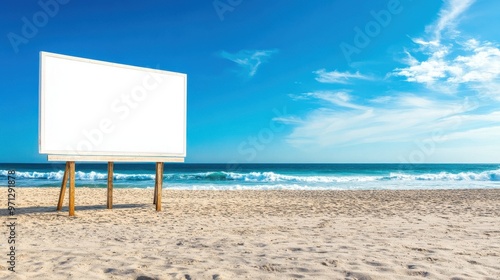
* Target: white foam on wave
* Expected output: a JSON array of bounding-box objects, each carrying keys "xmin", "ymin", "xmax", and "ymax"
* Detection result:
[
  {"xmin": 386, "ymin": 169, "xmax": 500, "ymax": 181},
  {"xmin": 2, "ymin": 170, "xmax": 155, "ymax": 181},
  {"xmin": 3, "ymin": 168, "xmax": 500, "ymax": 186},
  {"xmin": 173, "ymin": 171, "xmax": 379, "ymax": 183},
  {"xmin": 2, "ymin": 170, "xmax": 66, "ymax": 180}
]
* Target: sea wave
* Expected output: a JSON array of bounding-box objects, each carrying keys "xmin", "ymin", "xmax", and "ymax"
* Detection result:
[
  {"xmin": 3, "ymin": 169, "xmax": 500, "ymax": 183},
  {"xmin": 384, "ymin": 170, "xmax": 500, "ymax": 181},
  {"xmin": 0, "ymin": 170, "xmax": 156, "ymax": 181},
  {"xmin": 0, "ymin": 170, "xmax": 67, "ymax": 180}
]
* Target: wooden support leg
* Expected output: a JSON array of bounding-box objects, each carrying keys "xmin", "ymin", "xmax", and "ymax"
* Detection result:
[
  {"xmin": 107, "ymin": 162, "xmax": 114, "ymax": 209},
  {"xmin": 57, "ymin": 162, "xmax": 70, "ymax": 211},
  {"xmin": 155, "ymin": 162, "xmax": 164, "ymax": 211},
  {"xmin": 68, "ymin": 161, "xmax": 75, "ymax": 216},
  {"xmin": 153, "ymin": 170, "xmax": 158, "ymax": 205}
]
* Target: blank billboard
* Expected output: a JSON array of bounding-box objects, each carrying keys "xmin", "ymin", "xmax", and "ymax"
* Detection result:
[{"xmin": 39, "ymin": 51, "xmax": 187, "ymax": 159}]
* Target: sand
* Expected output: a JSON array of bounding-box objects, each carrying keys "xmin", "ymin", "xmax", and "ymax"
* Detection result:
[{"xmin": 1, "ymin": 188, "xmax": 499, "ymax": 280}]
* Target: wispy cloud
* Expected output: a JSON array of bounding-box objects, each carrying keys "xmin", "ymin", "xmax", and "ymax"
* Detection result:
[
  {"xmin": 290, "ymin": 91, "xmax": 369, "ymax": 110},
  {"xmin": 219, "ymin": 49, "xmax": 278, "ymax": 77},
  {"xmin": 446, "ymin": 126, "xmax": 500, "ymax": 141},
  {"xmin": 278, "ymin": 0, "xmax": 499, "ymax": 156},
  {"xmin": 392, "ymin": 0, "xmax": 500, "ymax": 99},
  {"xmin": 432, "ymin": 0, "xmax": 475, "ymax": 41},
  {"xmin": 277, "ymin": 93, "xmax": 488, "ymax": 148},
  {"xmin": 314, "ymin": 69, "xmax": 372, "ymax": 84}
]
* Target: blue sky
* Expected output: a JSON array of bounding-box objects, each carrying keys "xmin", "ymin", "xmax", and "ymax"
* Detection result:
[{"xmin": 1, "ymin": 0, "xmax": 499, "ymax": 163}]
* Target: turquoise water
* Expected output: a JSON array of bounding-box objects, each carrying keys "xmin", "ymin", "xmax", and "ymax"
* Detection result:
[{"xmin": 1, "ymin": 163, "xmax": 500, "ymax": 190}]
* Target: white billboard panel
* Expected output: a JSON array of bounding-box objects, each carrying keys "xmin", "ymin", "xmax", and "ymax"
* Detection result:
[{"xmin": 39, "ymin": 52, "xmax": 187, "ymax": 159}]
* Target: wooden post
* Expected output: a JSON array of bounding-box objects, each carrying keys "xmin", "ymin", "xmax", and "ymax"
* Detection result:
[
  {"xmin": 68, "ymin": 161, "xmax": 75, "ymax": 216},
  {"xmin": 155, "ymin": 162, "xmax": 164, "ymax": 211},
  {"xmin": 57, "ymin": 162, "xmax": 70, "ymax": 211},
  {"xmin": 153, "ymin": 169, "xmax": 158, "ymax": 205},
  {"xmin": 107, "ymin": 162, "xmax": 114, "ymax": 209}
]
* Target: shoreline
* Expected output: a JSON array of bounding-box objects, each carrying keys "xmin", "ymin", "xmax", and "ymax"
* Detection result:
[{"xmin": 1, "ymin": 188, "xmax": 499, "ymax": 279}]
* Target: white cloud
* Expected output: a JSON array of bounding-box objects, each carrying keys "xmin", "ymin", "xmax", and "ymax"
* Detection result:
[
  {"xmin": 272, "ymin": 116, "xmax": 304, "ymax": 125},
  {"xmin": 291, "ymin": 91, "xmax": 369, "ymax": 110},
  {"xmin": 395, "ymin": 40, "xmax": 500, "ymax": 90},
  {"xmin": 279, "ymin": 93, "xmax": 494, "ymax": 149},
  {"xmin": 219, "ymin": 49, "xmax": 278, "ymax": 77},
  {"xmin": 432, "ymin": 0, "xmax": 475, "ymax": 41},
  {"xmin": 451, "ymin": 44, "xmax": 500, "ymax": 83},
  {"xmin": 314, "ymin": 69, "xmax": 371, "ymax": 84},
  {"xmin": 395, "ymin": 95, "xmax": 435, "ymax": 108},
  {"xmin": 369, "ymin": 96, "xmax": 392, "ymax": 104},
  {"xmin": 280, "ymin": 0, "xmax": 499, "ymax": 159},
  {"xmin": 392, "ymin": 0, "xmax": 500, "ymax": 99}
]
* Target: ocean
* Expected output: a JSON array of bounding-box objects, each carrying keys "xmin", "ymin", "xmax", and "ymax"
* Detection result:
[{"xmin": 1, "ymin": 163, "xmax": 500, "ymax": 190}]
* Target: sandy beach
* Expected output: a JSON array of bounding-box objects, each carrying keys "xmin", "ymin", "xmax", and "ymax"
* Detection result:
[{"xmin": 1, "ymin": 188, "xmax": 499, "ymax": 279}]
